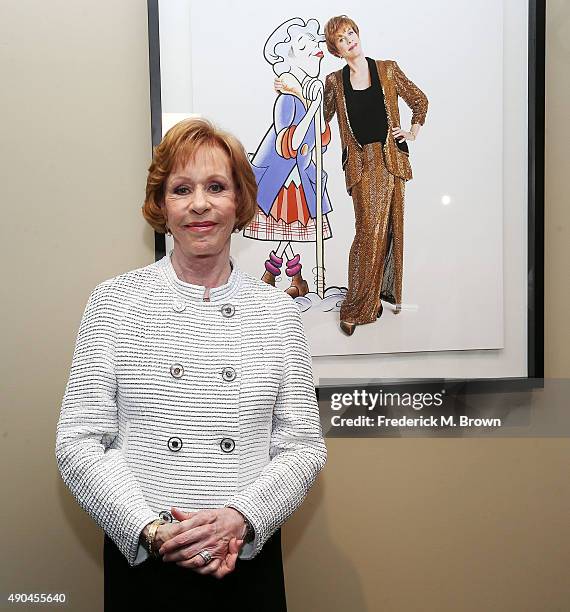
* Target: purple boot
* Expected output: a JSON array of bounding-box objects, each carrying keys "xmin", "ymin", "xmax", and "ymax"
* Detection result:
[{"xmin": 261, "ymin": 251, "xmax": 283, "ymax": 286}]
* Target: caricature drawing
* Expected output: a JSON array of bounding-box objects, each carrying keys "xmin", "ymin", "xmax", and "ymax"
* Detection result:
[{"xmin": 243, "ymin": 17, "xmax": 333, "ymax": 298}]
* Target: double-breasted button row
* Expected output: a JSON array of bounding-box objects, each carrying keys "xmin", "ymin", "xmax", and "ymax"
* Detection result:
[
  {"xmin": 171, "ymin": 300, "xmax": 236, "ymax": 319},
  {"xmin": 166, "ymin": 436, "xmax": 236, "ymax": 454},
  {"xmin": 170, "ymin": 364, "xmax": 237, "ymax": 382}
]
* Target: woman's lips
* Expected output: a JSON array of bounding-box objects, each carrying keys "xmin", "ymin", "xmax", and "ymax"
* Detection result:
[
  {"xmin": 184, "ymin": 222, "xmax": 216, "ymax": 232},
  {"xmin": 314, "ymin": 51, "xmax": 324, "ymax": 58},
  {"xmin": 349, "ymin": 43, "xmax": 356, "ymax": 51}
]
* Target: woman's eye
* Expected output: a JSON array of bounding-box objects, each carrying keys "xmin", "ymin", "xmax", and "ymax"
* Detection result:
[
  {"xmin": 209, "ymin": 183, "xmax": 225, "ymax": 193},
  {"xmin": 174, "ymin": 186, "xmax": 190, "ymax": 195}
]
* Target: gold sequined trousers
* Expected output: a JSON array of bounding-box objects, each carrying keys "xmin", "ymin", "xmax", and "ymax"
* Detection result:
[{"xmin": 340, "ymin": 142, "xmax": 405, "ymax": 324}]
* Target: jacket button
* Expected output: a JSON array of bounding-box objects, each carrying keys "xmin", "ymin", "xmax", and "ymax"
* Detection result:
[
  {"xmin": 220, "ymin": 438, "xmax": 235, "ymax": 453},
  {"xmin": 220, "ymin": 304, "xmax": 235, "ymax": 318},
  {"xmin": 159, "ymin": 510, "xmax": 173, "ymax": 523},
  {"xmin": 172, "ymin": 299, "xmax": 186, "ymax": 313},
  {"xmin": 167, "ymin": 437, "xmax": 182, "ymax": 452},
  {"xmin": 170, "ymin": 364, "xmax": 184, "ymax": 379},
  {"xmin": 221, "ymin": 367, "xmax": 236, "ymax": 382}
]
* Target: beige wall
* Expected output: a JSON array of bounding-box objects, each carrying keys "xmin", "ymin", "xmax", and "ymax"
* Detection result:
[{"xmin": 2, "ymin": 1, "xmax": 568, "ymax": 610}]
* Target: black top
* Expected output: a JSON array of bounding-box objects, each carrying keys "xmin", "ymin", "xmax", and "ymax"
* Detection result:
[
  {"xmin": 343, "ymin": 57, "xmax": 409, "ymax": 154},
  {"xmin": 343, "ymin": 57, "xmax": 388, "ymax": 146}
]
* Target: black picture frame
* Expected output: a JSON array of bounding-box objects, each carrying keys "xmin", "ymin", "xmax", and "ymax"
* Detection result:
[
  {"xmin": 527, "ymin": 0, "xmax": 545, "ymax": 378},
  {"xmin": 146, "ymin": 0, "xmax": 545, "ymax": 384}
]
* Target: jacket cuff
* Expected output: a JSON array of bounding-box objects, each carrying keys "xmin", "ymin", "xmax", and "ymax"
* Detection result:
[
  {"xmin": 224, "ymin": 501, "xmax": 265, "ymax": 559},
  {"xmin": 275, "ymin": 126, "xmax": 298, "ymax": 159},
  {"xmin": 122, "ymin": 510, "xmax": 159, "ymax": 567},
  {"xmin": 133, "ymin": 541, "xmax": 150, "ymax": 566}
]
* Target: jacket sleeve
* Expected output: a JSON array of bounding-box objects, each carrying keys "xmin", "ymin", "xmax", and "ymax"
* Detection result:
[
  {"xmin": 274, "ymin": 94, "xmax": 299, "ymax": 158},
  {"xmin": 324, "ymin": 73, "xmax": 337, "ymax": 124},
  {"xmin": 392, "ymin": 60, "xmax": 428, "ymax": 126},
  {"xmin": 225, "ymin": 297, "xmax": 327, "ymax": 558},
  {"xmin": 55, "ymin": 281, "xmax": 157, "ymax": 566}
]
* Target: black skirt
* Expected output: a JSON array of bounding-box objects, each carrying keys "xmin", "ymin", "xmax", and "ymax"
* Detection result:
[{"xmin": 104, "ymin": 530, "xmax": 287, "ymax": 611}]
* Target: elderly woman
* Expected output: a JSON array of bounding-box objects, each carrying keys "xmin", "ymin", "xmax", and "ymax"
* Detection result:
[
  {"xmin": 55, "ymin": 118, "xmax": 326, "ymax": 610},
  {"xmin": 246, "ymin": 17, "xmax": 333, "ymax": 297},
  {"xmin": 323, "ymin": 15, "xmax": 428, "ymax": 335}
]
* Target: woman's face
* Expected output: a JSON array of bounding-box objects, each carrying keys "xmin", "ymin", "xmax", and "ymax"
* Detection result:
[
  {"xmin": 289, "ymin": 31, "xmax": 324, "ymax": 77},
  {"xmin": 163, "ymin": 145, "xmax": 237, "ymax": 261},
  {"xmin": 335, "ymin": 26, "xmax": 361, "ymax": 60}
]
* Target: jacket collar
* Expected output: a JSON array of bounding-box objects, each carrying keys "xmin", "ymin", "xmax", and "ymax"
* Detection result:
[{"xmin": 158, "ymin": 252, "xmax": 243, "ymax": 302}]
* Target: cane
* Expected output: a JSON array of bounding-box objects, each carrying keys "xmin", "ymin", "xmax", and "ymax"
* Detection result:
[{"xmin": 314, "ymin": 93, "xmax": 325, "ymax": 298}]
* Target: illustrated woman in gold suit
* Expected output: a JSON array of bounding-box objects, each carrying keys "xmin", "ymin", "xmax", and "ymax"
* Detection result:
[{"xmin": 323, "ymin": 15, "xmax": 428, "ymax": 336}]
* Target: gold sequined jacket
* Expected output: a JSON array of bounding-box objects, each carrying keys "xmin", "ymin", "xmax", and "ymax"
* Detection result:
[{"xmin": 324, "ymin": 59, "xmax": 428, "ymax": 191}]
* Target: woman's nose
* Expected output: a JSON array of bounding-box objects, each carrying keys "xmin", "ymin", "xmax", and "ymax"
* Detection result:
[{"xmin": 189, "ymin": 187, "xmax": 210, "ymax": 212}]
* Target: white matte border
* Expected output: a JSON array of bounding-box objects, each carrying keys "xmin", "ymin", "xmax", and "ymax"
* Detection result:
[{"xmin": 157, "ymin": 0, "xmax": 528, "ymax": 379}]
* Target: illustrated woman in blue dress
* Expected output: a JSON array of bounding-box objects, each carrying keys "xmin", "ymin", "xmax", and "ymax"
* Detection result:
[{"xmin": 244, "ymin": 17, "xmax": 333, "ymax": 298}]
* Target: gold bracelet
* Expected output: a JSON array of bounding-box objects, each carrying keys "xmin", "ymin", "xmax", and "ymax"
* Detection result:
[{"xmin": 145, "ymin": 519, "xmax": 164, "ymax": 558}]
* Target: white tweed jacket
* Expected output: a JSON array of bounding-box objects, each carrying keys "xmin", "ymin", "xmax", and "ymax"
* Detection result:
[{"xmin": 55, "ymin": 254, "xmax": 326, "ymax": 566}]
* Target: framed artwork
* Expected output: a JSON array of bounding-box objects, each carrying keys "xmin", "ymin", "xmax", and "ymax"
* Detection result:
[{"xmin": 147, "ymin": 0, "xmax": 544, "ymax": 383}]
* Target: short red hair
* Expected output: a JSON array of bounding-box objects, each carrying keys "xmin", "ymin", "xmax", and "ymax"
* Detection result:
[
  {"xmin": 324, "ymin": 15, "xmax": 360, "ymax": 58},
  {"xmin": 142, "ymin": 117, "xmax": 258, "ymax": 233}
]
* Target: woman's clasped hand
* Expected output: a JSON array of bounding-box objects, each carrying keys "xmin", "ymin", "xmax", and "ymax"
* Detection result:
[{"xmin": 154, "ymin": 507, "xmax": 246, "ymax": 578}]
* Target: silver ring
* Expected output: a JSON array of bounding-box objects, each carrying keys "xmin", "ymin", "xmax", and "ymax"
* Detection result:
[{"xmin": 197, "ymin": 549, "xmax": 213, "ymax": 564}]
